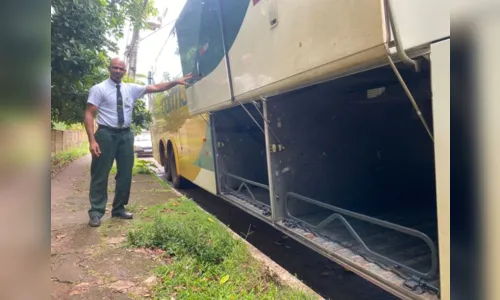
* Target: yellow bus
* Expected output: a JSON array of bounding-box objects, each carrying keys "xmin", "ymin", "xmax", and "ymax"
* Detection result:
[
  {"xmin": 150, "ymin": 85, "xmax": 215, "ymax": 194},
  {"xmin": 149, "ymin": 1, "xmax": 449, "ymax": 299}
]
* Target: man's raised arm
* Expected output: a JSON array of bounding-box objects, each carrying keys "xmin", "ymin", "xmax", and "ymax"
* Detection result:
[{"xmin": 145, "ymin": 73, "xmax": 193, "ymax": 94}]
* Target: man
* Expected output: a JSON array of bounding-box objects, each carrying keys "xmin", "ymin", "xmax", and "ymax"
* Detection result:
[{"xmin": 84, "ymin": 57, "xmax": 192, "ymax": 227}]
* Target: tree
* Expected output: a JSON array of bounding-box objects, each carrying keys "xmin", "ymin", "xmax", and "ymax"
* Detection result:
[
  {"xmin": 122, "ymin": 75, "xmax": 152, "ymax": 135},
  {"xmin": 131, "ymin": 98, "xmax": 152, "ymax": 136},
  {"xmin": 51, "ymin": 0, "xmax": 157, "ymax": 126},
  {"xmin": 124, "ymin": 0, "xmax": 157, "ymax": 80}
]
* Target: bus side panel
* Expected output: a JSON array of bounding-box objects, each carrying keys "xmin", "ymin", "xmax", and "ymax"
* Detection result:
[
  {"xmin": 222, "ymin": 0, "xmax": 387, "ymax": 103},
  {"xmin": 150, "ymin": 86, "xmax": 217, "ymax": 195},
  {"xmin": 430, "ymin": 39, "xmax": 450, "ymax": 300},
  {"xmin": 150, "ymin": 92, "xmax": 169, "ymax": 167},
  {"xmin": 178, "ymin": 108, "xmax": 217, "ymax": 195}
]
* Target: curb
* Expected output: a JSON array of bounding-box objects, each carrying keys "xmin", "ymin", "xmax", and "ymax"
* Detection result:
[{"xmin": 145, "ymin": 159, "xmax": 324, "ymax": 299}]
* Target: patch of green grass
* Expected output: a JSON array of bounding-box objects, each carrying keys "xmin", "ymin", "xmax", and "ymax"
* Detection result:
[
  {"xmin": 148, "ymin": 188, "xmax": 170, "ymax": 193},
  {"xmin": 126, "ymin": 203, "xmax": 142, "ymax": 214},
  {"xmin": 133, "ymin": 158, "xmax": 155, "ymax": 175},
  {"xmin": 154, "ymin": 176, "xmax": 171, "ymax": 190},
  {"xmin": 127, "ymin": 198, "xmax": 316, "ymax": 300},
  {"xmin": 152, "ymin": 246, "xmax": 312, "ymax": 300},
  {"xmin": 98, "ymin": 214, "xmax": 141, "ymax": 237},
  {"xmin": 110, "ymin": 164, "xmax": 117, "ymax": 175},
  {"xmin": 52, "ymin": 121, "xmax": 85, "ymax": 130},
  {"xmin": 128, "ymin": 198, "xmax": 235, "ymax": 264},
  {"xmin": 51, "ymin": 141, "xmax": 89, "ymax": 174},
  {"xmin": 110, "ymin": 156, "xmax": 155, "ymax": 176},
  {"xmin": 97, "ymin": 219, "xmax": 113, "ymax": 236},
  {"xmin": 139, "ymin": 196, "xmax": 193, "ymax": 218}
]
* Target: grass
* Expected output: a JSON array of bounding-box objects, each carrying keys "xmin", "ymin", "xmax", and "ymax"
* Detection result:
[
  {"xmin": 154, "ymin": 175, "xmax": 172, "ymax": 191},
  {"xmin": 52, "ymin": 121, "xmax": 85, "ymax": 130},
  {"xmin": 110, "ymin": 155, "xmax": 155, "ymax": 176},
  {"xmin": 51, "ymin": 141, "xmax": 89, "ymax": 176},
  {"xmin": 126, "ymin": 197, "xmax": 316, "ymax": 300}
]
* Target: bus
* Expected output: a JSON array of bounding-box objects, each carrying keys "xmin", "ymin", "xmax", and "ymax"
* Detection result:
[{"xmin": 149, "ymin": 1, "xmax": 449, "ymax": 299}]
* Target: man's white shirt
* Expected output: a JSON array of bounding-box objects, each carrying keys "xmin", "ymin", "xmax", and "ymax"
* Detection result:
[{"xmin": 87, "ymin": 78, "xmax": 147, "ymax": 128}]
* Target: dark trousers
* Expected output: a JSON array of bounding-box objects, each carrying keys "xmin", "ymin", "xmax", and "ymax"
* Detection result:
[{"xmin": 88, "ymin": 126, "xmax": 134, "ymax": 218}]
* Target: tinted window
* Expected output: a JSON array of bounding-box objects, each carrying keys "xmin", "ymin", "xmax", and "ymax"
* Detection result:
[{"xmin": 175, "ymin": 0, "xmax": 225, "ymax": 79}]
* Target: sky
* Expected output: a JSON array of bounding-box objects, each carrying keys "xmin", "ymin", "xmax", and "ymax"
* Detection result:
[{"xmin": 111, "ymin": 0, "xmax": 188, "ymax": 84}]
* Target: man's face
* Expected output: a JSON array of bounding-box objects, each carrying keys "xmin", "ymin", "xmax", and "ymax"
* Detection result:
[{"xmin": 109, "ymin": 62, "xmax": 127, "ymax": 82}]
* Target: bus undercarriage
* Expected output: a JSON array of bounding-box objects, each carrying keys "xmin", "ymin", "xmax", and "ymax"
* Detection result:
[{"xmin": 210, "ymin": 60, "xmax": 440, "ymax": 299}]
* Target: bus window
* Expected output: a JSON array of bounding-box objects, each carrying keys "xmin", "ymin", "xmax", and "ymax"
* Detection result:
[
  {"xmin": 176, "ymin": 0, "xmax": 202, "ymax": 77},
  {"xmin": 176, "ymin": 0, "xmax": 225, "ymax": 79}
]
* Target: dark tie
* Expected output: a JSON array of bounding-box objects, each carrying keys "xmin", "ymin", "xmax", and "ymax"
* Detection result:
[{"xmin": 116, "ymin": 84, "xmax": 124, "ymax": 127}]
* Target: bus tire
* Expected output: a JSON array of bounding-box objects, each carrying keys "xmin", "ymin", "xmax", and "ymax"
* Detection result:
[
  {"xmin": 164, "ymin": 150, "xmax": 173, "ymax": 181},
  {"xmin": 169, "ymin": 150, "xmax": 184, "ymax": 189}
]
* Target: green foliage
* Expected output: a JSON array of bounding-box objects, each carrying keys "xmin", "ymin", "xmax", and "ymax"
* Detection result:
[
  {"xmin": 126, "ymin": 199, "xmax": 315, "ymax": 299},
  {"xmin": 121, "ymin": 0, "xmax": 158, "ymax": 30},
  {"xmin": 51, "ymin": 0, "xmax": 113, "ymax": 124},
  {"xmin": 51, "ymin": 141, "xmax": 89, "ymax": 175},
  {"xmin": 152, "ymin": 250, "xmax": 314, "ymax": 300},
  {"xmin": 120, "ymin": 75, "xmax": 153, "ymax": 135},
  {"xmin": 122, "ymin": 74, "xmax": 147, "ymax": 84},
  {"xmin": 51, "ymin": 0, "xmax": 157, "ymax": 125},
  {"xmin": 133, "ymin": 159, "xmax": 155, "ymax": 175},
  {"xmin": 128, "ymin": 198, "xmax": 237, "ymax": 264},
  {"xmin": 110, "ymin": 157, "xmax": 154, "ymax": 175},
  {"xmin": 52, "ymin": 121, "xmax": 85, "ymax": 131},
  {"xmin": 132, "ymin": 99, "xmax": 152, "ymax": 133}
]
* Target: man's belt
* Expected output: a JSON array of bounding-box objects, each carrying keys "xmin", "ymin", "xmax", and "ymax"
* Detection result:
[{"xmin": 97, "ymin": 124, "xmax": 130, "ymax": 132}]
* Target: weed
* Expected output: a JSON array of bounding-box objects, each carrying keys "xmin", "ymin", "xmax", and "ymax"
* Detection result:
[
  {"xmin": 127, "ymin": 199, "xmax": 316, "ymax": 299},
  {"xmin": 128, "ymin": 203, "xmax": 236, "ymax": 264},
  {"xmin": 51, "ymin": 142, "xmax": 89, "ymax": 176},
  {"xmin": 52, "ymin": 121, "xmax": 85, "ymax": 130},
  {"xmin": 97, "ymin": 219, "xmax": 112, "ymax": 236},
  {"xmin": 126, "ymin": 203, "xmax": 142, "ymax": 213},
  {"xmin": 154, "ymin": 176, "xmax": 171, "ymax": 190},
  {"xmin": 133, "ymin": 159, "xmax": 155, "ymax": 175},
  {"xmin": 110, "ymin": 163, "xmax": 117, "ymax": 175},
  {"xmin": 110, "ymin": 156, "xmax": 155, "ymax": 176}
]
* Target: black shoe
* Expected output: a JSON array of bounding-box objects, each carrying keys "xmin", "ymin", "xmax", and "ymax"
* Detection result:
[
  {"xmin": 111, "ymin": 211, "xmax": 133, "ymax": 219},
  {"xmin": 89, "ymin": 216, "xmax": 101, "ymax": 227}
]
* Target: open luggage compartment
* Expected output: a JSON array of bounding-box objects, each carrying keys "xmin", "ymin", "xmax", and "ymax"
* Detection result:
[
  {"xmin": 211, "ymin": 62, "xmax": 441, "ymax": 296},
  {"xmin": 266, "ymin": 63, "xmax": 440, "ymax": 294},
  {"xmin": 212, "ymin": 104, "xmax": 272, "ymax": 216}
]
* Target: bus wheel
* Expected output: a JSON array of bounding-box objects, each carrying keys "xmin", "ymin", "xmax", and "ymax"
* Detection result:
[
  {"xmin": 169, "ymin": 150, "xmax": 183, "ymax": 189},
  {"xmin": 164, "ymin": 150, "xmax": 172, "ymax": 181}
]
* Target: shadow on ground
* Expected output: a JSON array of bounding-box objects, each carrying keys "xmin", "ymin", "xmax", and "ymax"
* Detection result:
[{"xmin": 149, "ymin": 166, "xmax": 398, "ymax": 300}]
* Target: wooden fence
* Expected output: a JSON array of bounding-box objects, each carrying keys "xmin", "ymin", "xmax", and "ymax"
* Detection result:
[{"xmin": 51, "ymin": 129, "xmax": 87, "ymax": 155}]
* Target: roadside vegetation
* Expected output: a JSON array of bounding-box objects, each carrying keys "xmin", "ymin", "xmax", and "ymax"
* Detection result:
[
  {"xmin": 126, "ymin": 198, "xmax": 316, "ymax": 299},
  {"xmin": 110, "ymin": 156, "xmax": 155, "ymax": 176},
  {"xmin": 52, "ymin": 121, "xmax": 85, "ymax": 131},
  {"xmin": 51, "ymin": 141, "xmax": 89, "ymax": 177},
  {"xmin": 51, "ymin": 0, "xmax": 314, "ymax": 297}
]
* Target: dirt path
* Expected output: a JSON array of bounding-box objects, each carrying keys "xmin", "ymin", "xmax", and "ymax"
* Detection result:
[
  {"xmin": 51, "ymin": 155, "xmax": 322, "ymax": 299},
  {"xmin": 51, "ymin": 155, "xmax": 178, "ymax": 299}
]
